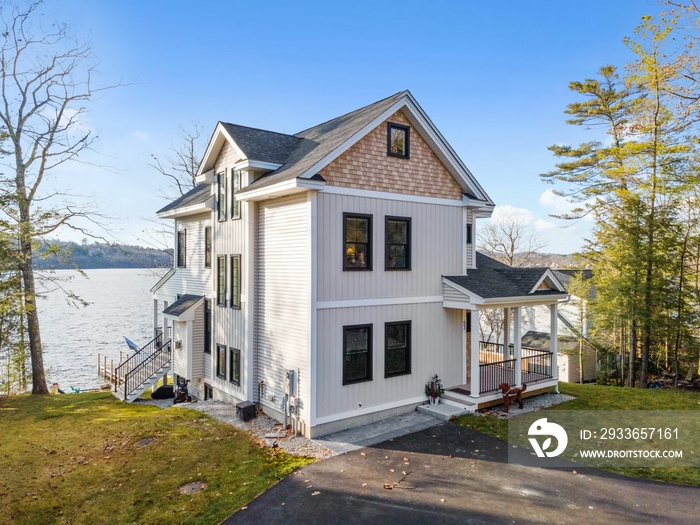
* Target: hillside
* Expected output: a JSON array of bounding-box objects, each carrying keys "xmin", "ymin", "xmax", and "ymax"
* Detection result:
[{"xmin": 33, "ymin": 241, "xmax": 172, "ymax": 269}]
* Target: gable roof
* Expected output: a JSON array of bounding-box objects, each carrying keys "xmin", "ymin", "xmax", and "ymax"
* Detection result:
[
  {"xmin": 444, "ymin": 253, "xmax": 567, "ymax": 302},
  {"xmin": 553, "ymin": 269, "xmax": 594, "ymax": 289},
  {"xmin": 157, "ymin": 183, "xmax": 210, "ymax": 215},
  {"xmin": 219, "ymin": 123, "xmax": 304, "ymax": 165},
  {"xmin": 192, "ymin": 90, "xmax": 494, "ymax": 207},
  {"xmin": 240, "ymin": 91, "xmax": 407, "ymax": 193}
]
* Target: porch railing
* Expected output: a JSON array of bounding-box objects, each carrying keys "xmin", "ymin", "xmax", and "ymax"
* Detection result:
[
  {"xmin": 479, "ymin": 358, "xmax": 516, "ymax": 394},
  {"xmin": 478, "ymin": 350, "xmax": 554, "ymax": 394}
]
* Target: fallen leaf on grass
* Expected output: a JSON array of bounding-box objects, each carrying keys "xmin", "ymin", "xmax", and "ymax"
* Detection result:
[
  {"xmin": 383, "ymin": 484, "xmax": 393, "ymax": 490},
  {"xmin": 311, "ymin": 491, "xmax": 321, "ymax": 496}
]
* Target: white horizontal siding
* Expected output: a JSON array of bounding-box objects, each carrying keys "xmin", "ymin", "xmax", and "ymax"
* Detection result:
[
  {"xmin": 256, "ymin": 194, "xmax": 310, "ymax": 422},
  {"xmin": 443, "ymin": 283, "xmax": 467, "ymax": 303},
  {"xmin": 157, "ymin": 214, "xmax": 212, "ymax": 298},
  {"xmin": 316, "ymin": 303, "xmax": 463, "ymax": 419},
  {"xmin": 317, "ymin": 193, "xmax": 463, "ymax": 301}
]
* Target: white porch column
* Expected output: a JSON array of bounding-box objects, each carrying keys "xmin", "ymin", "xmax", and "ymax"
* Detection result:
[
  {"xmin": 470, "ymin": 309, "xmax": 480, "ymax": 395},
  {"xmin": 550, "ymin": 303, "xmax": 559, "ymax": 392},
  {"xmin": 513, "ymin": 306, "xmax": 522, "ymax": 387},
  {"xmin": 503, "ymin": 308, "xmax": 510, "ymax": 361}
]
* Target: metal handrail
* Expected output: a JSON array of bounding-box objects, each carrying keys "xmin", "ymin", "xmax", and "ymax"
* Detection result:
[
  {"xmin": 121, "ymin": 340, "xmax": 171, "ymax": 400},
  {"xmin": 113, "ymin": 333, "xmax": 163, "ymax": 387}
]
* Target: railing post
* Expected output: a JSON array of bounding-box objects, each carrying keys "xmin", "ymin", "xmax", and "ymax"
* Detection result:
[{"xmin": 513, "ymin": 306, "xmax": 522, "ymax": 386}]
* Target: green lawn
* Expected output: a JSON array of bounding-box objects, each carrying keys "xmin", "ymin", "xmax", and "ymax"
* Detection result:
[
  {"xmin": 452, "ymin": 382, "xmax": 700, "ymax": 486},
  {"xmin": 0, "ymin": 393, "xmax": 312, "ymax": 524}
]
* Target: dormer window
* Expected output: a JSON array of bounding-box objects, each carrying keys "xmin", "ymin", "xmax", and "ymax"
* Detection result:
[{"xmin": 387, "ymin": 122, "xmax": 410, "ymax": 159}]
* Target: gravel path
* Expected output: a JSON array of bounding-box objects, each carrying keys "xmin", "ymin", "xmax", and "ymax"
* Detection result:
[
  {"xmin": 478, "ymin": 392, "xmax": 575, "ymax": 418},
  {"xmin": 135, "ymin": 398, "xmax": 334, "ymax": 459}
]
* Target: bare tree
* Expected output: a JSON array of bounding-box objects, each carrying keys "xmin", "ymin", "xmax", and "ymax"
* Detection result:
[
  {"xmin": 0, "ymin": 2, "xmax": 117, "ymax": 394},
  {"xmin": 478, "ymin": 209, "xmax": 547, "ymax": 267},
  {"xmin": 150, "ymin": 122, "xmax": 204, "ymax": 198}
]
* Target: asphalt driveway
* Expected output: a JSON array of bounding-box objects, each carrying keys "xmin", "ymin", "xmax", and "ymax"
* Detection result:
[{"xmin": 224, "ymin": 420, "xmax": 699, "ymax": 524}]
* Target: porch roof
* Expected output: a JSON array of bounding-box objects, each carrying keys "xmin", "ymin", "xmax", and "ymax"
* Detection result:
[
  {"xmin": 443, "ymin": 254, "xmax": 568, "ymax": 308},
  {"xmin": 163, "ymin": 294, "xmax": 204, "ymax": 322}
]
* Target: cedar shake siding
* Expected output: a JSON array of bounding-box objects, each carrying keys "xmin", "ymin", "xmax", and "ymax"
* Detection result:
[{"xmin": 320, "ymin": 111, "xmax": 463, "ymax": 201}]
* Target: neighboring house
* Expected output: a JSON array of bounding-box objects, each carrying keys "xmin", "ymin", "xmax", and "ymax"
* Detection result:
[
  {"xmin": 521, "ymin": 330, "xmax": 597, "ymax": 383},
  {"xmin": 143, "ymin": 91, "xmax": 569, "ymax": 437}
]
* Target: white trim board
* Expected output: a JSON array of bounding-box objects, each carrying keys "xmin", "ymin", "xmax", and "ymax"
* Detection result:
[
  {"xmin": 313, "ymin": 395, "xmax": 427, "ymax": 426},
  {"xmin": 316, "ymin": 296, "xmax": 443, "ymax": 310},
  {"xmin": 321, "ymin": 185, "xmax": 466, "ymax": 207}
]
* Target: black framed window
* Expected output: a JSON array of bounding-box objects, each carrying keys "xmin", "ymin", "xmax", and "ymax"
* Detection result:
[
  {"xmin": 217, "ymin": 256, "xmax": 226, "ymax": 306},
  {"xmin": 216, "ymin": 344, "xmax": 226, "ymax": 379},
  {"xmin": 466, "ymin": 223, "xmax": 473, "ymax": 244},
  {"xmin": 204, "ymin": 299, "xmax": 212, "ymax": 354},
  {"xmin": 230, "ymin": 255, "xmax": 241, "ymax": 309},
  {"xmin": 343, "ymin": 213, "xmax": 372, "ymax": 270},
  {"xmin": 217, "ymin": 171, "xmax": 226, "ymax": 221},
  {"xmin": 204, "ymin": 384, "xmax": 213, "ymax": 400},
  {"xmin": 231, "ymin": 170, "xmax": 241, "ymax": 219},
  {"xmin": 385, "ymin": 217, "xmax": 411, "ymax": 270},
  {"xmin": 385, "ymin": 321, "xmax": 411, "ymax": 377},
  {"xmin": 343, "ymin": 324, "xmax": 372, "ymax": 385},
  {"xmin": 177, "ymin": 230, "xmax": 186, "ymax": 267},
  {"xmin": 387, "ymin": 122, "xmax": 410, "ymax": 158},
  {"xmin": 205, "ymin": 227, "xmax": 212, "ymax": 268},
  {"xmin": 229, "ymin": 347, "xmax": 240, "ymax": 385}
]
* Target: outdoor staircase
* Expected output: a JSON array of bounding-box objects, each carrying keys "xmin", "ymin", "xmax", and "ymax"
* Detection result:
[{"xmin": 111, "ymin": 333, "xmax": 171, "ymax": 403}]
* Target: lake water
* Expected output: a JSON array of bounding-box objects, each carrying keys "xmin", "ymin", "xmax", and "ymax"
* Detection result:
[{"xmin": 36, "ymin": 268, "xmax": 167, "ymax": 390}]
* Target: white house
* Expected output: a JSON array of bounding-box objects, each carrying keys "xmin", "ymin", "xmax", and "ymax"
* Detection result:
[{"xmin": 141, "ymin": 91, "xmax": 569, "ymax": 437}]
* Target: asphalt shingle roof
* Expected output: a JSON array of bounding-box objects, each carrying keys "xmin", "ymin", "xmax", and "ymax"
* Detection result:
[
  {"xmin": 522, "ymin": 330, "xmax": 593, "ymax": 353},
  {"xmin": 220, "ymin": 123, "xmax": 304, "ymax": 165},
  {"xmin": 445, "ymin": 253, "xmax": 567, "ymax": 300},
  {"xmin": 157, "ymin": 184, "xmax": 210, "ymax": 214},
  {"xmin": 238, "ymin": 91, "xmax": 408, "ymax": 193},
  {"xmin": 163, "ymin": 294, "xmax": 203, "ymax": 317}
]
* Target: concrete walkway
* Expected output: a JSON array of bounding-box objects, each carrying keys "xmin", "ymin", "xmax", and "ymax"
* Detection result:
[
  {"xmin": 224, "ymin": 421, "xmax": 700, "ymax": 525},
  {"xmin": 313, "ymin": 410, "xmax": 439, "ymax": 455}
]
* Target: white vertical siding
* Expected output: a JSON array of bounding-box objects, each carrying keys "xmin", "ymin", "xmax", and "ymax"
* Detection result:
[
  {"xmin": 208, "ymin": 142, "xmax": 249, "ymax": 401},
  {"xmin": 317, "ymin": 193, "xmax": 463, "ymax": 301},
  {"xmin": 191, "ymin": 304, "xmax": 205, "ymax": 378},
  {"xmin": 256, "ymin": 194, "xmax": 310, "ymax": 423},
  {"xmin": 316, "ymin": 303, "xmax": 463, "ymax": 419},
  {"xmin": 173, "ymin": 321, "xmax": 187, "ymax": 377}
]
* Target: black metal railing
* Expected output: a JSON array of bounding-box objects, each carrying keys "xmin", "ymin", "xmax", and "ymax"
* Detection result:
[
  {"xmin": 521, "ymin": 351, "xmax": 553, "ymax": 381},
  {"xmin": 113, "ymin": 333, "xmax": 164, "ymax": 387},
  {"xmin": 479, "ymin": 341, "xmax": 511, "ymax": 363},
  {"xmin": 121, "ymin": 340, "xmax": 171, "ymax": 401},
  {"xmin": 479, "ymin": 359, "xmax": 516, "ymax": 394}
]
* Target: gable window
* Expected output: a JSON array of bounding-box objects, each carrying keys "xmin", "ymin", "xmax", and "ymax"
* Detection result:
[
  {"xmin": 231, "ymin": 170, "xmax": 241, "ymax": 219},
  {"xmin": 205, "ymin": 227, "xmax": 212, "ymax": 268},
  {"xmin": 343, "ymin": 213, "xmax": 372, "ymax": 270},
  {"xmin": 216, "ymin": 344, "xmax": 226, "ymax": 379},
  {"xmin": 343, "ymin": 324, "xmax": 372, "ymax": 385},
  {"xmin": 385, "ymin": 321, "xmax": 411, "ymax": 377},
  {"xmin": 385, "ymin": 217, "xmax": 411, "ymax": 270},
  {"xmin": 229, "ymin": 347, "xmax": 241, "ymax": 385},
  {"xmin": 230, "ymin": 255, "xmax": 241, "ymax": 309},
  {"xmin": 177, "ymin": 230, "xmax": 186, "ymax": 267},
  {"xmin": 217, "ymin": 256, "xmax": 226, "ymax": 306},
  {"xmin": 217, "ymin": 171, "xmax": 226, "ymax": 221},
  {"xmin": 204, "ymin": 299, "xmax": 212, "ymax": 354},
  {"xmin": 387, "ymin": 122, "xmax": 410, "ymax": 159}
]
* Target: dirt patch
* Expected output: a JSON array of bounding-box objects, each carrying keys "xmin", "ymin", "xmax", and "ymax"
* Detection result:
[{"xmin": 178, "ymin": 481, "xmax": 207, "ymax": 494}]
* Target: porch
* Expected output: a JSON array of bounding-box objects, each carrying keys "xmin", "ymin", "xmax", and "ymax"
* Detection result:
[
  {"xmin": 447, "ymin": 342, "xmax": 555, "ymax": 397},
  {"xmin": 442, "ymin": 255, "xmax": 569, "ymax": 409}
]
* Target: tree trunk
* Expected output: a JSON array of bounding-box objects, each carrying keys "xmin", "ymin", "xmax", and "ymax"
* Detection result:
[
  {"xmin": 20, "ymin": 248, "xmax": 47, "ymax": 394},
  {"xmin": 629, "ymin": 320, "xmax": 637, "ymax": 387}
]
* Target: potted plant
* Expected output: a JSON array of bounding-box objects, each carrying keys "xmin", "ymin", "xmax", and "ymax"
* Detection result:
[{"xmin": 425, "ymin": 374, "xmax": 445, "ymax": 405}]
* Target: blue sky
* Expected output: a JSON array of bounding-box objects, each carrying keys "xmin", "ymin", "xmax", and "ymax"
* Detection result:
[{"xmin": 40, "ymin": 0, "xmax": 663, "ymax": 253}]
